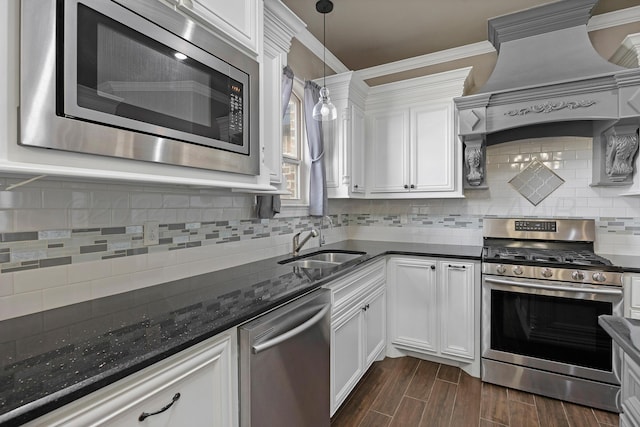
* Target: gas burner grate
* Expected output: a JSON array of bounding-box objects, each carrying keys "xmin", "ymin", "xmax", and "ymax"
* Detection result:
[{"xmin": 484, "ymin": 247, "xmax": 612, "ymax": 266}]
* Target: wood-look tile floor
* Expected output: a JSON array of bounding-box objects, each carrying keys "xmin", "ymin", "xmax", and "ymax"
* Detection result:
[{"xmin": 331, "ymin": 357, "xmax": 619, "ymax": 427}]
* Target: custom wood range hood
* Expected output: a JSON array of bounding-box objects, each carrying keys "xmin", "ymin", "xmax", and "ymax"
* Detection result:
[{"xmin": 455, "ymin": 0, "xmax": 640, "ymax": 188}]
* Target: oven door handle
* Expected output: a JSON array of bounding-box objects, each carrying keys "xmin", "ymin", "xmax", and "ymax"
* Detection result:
[{"xmin": 484, "ymin": 277, "xmax": 623, "ymax": 296}]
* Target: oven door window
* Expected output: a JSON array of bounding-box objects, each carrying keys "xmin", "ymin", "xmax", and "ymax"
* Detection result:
[
  {"xmin": 71, "ymin": 3, "xmax": 246, "ymax": 152},
  {"xmin": 491, "ymin": 290, "xmax": 612, "ymax": 371}
]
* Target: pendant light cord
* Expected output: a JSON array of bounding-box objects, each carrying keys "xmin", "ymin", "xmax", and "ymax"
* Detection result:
[{"xmin": 323, "ymin": 12, "xmax": 326, "ymax": 89}]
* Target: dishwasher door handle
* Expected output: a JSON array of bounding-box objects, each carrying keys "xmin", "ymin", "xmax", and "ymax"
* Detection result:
[{"xmin": 252, "ymin": 304, "xmax": 330, "ymax": 354}]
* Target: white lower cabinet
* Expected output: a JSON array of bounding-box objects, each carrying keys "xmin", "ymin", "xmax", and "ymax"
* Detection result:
[
  {"xmin": 324, "ymin": 259, "xmax": 386, "ymax": 416},
  {"xmin": 387, "ymin": 256, "xmax": 477, "ymax": 364},
  {"xmin": 621, "ymin": 351, "xmax": 640, "ymax": 426},
  {"xmin": 624, "ymin": 273, "xmax": 640, "ymax": 319},
  {"xmin": 25, "ymin": 330, "xmax": 237, "ymax": 427}
]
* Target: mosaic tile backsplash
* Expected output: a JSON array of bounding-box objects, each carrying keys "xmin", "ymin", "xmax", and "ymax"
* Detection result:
[
  {"xmin": 0, "ymin": 213, "xmax": 637, "ymax": 275},
  {"xmin": 0, "ymin": 216, "xmax": 337, "ymax": 274}
]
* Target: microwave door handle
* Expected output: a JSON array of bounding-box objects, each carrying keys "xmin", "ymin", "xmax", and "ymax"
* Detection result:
[
  {"xmin": 252, "ymin": 304, "xmax": 330, "ymax": 354},
  {"xmin": 484, "ymin": 277, "xmax": 623, "ymax": 296}
]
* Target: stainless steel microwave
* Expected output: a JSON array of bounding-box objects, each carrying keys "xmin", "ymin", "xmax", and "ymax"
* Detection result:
[{"xmin": 20, "ymin": 0, "xmax": 260, "ymax": 175}]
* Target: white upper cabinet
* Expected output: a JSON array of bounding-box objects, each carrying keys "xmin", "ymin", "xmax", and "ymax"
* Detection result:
[
  {"xmin": 173, "ymin": 0, "xmax": 260, "ymax": 56},
  {"xmin": 323, "ymin": 72, "xmax": 369, "ymax": 198},
  {"xmin": 365, "ymin": 68, "xmax": 471, "ymax": 199}
]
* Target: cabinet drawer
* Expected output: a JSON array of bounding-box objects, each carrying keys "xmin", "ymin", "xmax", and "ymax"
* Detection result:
[
  {"xmin": 25, "ymin": 332, "xmax": 236, "ymax": 427},
  {"xmin": 324, "ymin": 259, "xmax": 385, "ymax": 314}
]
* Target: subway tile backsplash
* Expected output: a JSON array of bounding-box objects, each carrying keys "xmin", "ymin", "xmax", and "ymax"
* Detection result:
[{"xmin": 0, "ymin": 136, "xmax": 640, "ymax": 319}]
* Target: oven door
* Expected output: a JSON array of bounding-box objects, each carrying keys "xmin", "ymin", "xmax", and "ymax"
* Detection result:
[{"xmin": 482, "ymin": 275, "xmax": 623, "ymax": 384}]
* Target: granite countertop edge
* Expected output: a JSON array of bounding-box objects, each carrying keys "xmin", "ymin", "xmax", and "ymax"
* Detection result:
[
  {"xmin": 599, "ymin": 315, "xmax": 640, "ymax": 368},
  {"xmin": 0, "ymin": 240, "xmax": 482, "ymax": 426}
]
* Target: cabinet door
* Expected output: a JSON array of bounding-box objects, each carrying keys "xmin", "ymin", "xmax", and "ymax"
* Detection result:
[
  {"xmin": 325, "ymin": 104, "xmax": 344, "ymax": 192},
  {"xmin": 627, "ymin": 275, "xmax": 640, "ymax": 319},
  {"xmin": 439, "ymin": 261, "xmax": 475, "ymax": 360},
  {"xmin": 388, "ymin": 257, "xmax": 438, "ymax": 353},
  {"xmin": 411, "ymin": 102, "xmax": 456, "ymax": 192},
  {"xmin": 350, "ymin": 105, "xmax": 366, "ymax": 194},
  {"xmin": 177, "ymin": 0, "xmax": 258, "ymax": 54},
  {"xmin": 364, "ymin": 285, "xmax": 386, "ymax": 367},
  {"xmin": 331, "ymin": 306, "xmax": 364, "ymax": 415},
  {"xmin": 368, "ymin": 111, "xmax": 410, "ymax": 193}
]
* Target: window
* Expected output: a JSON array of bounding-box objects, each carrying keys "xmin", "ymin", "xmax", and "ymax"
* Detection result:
[{"xmin": 281, "ymin": 86, "xmax": 308, "ymax": 203}]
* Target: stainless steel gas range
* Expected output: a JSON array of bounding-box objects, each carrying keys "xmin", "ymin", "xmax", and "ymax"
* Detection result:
[{"xmin": 481, "ymin": 218, "xmax": 623, "ymax": 412}]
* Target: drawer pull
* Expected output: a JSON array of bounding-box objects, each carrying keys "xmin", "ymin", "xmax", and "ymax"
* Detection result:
[
  {"xmin": 448, "ymin": 264, "xmax": 466, "ymax": 269},
  {"xmin": 139, "ymin": 393, "xmax": 181, "ymax": 422}
]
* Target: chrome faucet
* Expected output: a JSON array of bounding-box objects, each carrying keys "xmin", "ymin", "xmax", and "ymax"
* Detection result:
[
  {"xmin": 292, "ymin": 228, "xmax": 319, "ymax": 256},
  {"xmin": 319, "ymin": 215, "xmax": 334, "ymax": 246}
]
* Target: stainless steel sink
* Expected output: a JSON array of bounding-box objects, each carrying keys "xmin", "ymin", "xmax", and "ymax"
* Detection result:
[{"xmin": 278, "ymin": 250, "xmax": 366, "ymax": 269}]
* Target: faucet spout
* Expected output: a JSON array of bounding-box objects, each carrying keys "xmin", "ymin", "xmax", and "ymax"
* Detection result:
[
  {"xmin": 293, "ymin": 228, "xmax": 319, "ymax": 256},
  {"xmin": 319, "ymin": 215, "xmax": 334, "ymax": 246}
]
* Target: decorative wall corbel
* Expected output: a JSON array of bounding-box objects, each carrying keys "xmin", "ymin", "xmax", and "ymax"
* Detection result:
[
  {"xmin": 463, "ymin": 138, "xmax": 486, "ymax": 188},
  {"xmin": 605, "ymin": 129, "xmax": 639, "ymax": 182},
  {"xmin": 592, "ymin": 122, "xmax": 639, "ymax": 186}
]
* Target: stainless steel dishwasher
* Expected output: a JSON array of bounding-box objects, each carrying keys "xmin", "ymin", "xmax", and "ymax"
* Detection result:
[{"xmin": 239, "ymin": 289, "xmax": 331, "ymax": 427}]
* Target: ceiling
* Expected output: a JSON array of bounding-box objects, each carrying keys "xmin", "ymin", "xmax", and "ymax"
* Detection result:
[{"xmin": 280, "ymin": 0, "xmax": 640, "ymax": 72}]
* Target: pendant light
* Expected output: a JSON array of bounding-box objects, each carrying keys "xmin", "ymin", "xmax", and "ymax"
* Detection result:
[{"xmin": 312, "ymin": 0, "xmax": 337, "ymax": 122}]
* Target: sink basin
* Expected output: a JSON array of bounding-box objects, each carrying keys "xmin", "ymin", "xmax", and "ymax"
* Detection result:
[
  {"xmin": 286, "ymin": 259, "xmax": 342, "ymax": 269},
  {"xmin": 278, "ymin": 250, "xmax": 366, "ymax": 269}
]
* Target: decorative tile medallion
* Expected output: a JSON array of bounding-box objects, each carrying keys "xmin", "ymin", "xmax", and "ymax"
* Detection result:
[{"xmin": 509, "ymin": 158, "xmax": 565, "ymax": 206}]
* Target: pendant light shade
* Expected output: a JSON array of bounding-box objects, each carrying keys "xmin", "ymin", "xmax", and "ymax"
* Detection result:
[
  {"xmin": 313, "ymin": 0, "xmax": 336, "ymax": 122},
  {"xmin": 312, "ymin": 86, "xmax": 337, "ymax": 121}
]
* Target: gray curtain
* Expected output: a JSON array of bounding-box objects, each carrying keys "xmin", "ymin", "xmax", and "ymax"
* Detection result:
[
  {"xmin": 282, "ymin": 66, "xmax": 294, "ymax": 118},
  {"xmin": 304, "ymin": 81, "xmax": 328, "ymax": 216}
]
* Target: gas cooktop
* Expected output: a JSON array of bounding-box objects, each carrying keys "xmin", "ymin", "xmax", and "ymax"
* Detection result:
[{"xmin": 483, "ymin": 247, "xmax": 613, "ymax": 267}]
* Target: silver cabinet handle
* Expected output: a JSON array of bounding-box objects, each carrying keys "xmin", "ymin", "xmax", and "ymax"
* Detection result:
[
  {"xmin": 484, "ymin": 277, "xmax": 623, "ymax": 296},
  {"xmin": 252, "ymin": 304, "xmax": 330, "ymax": 354},
  {"xmin": 138, "ymin": 393, "xmax": 180, "ymax": 421}
]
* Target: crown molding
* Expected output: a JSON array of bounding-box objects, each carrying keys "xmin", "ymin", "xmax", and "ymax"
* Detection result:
[
  {"xmin": 263, "ymin": 0, "xmax": 306, "ymax": 54},
  {"xmin": 610, "ymin": 32, "xmax": 640, "ymax": 67},
  {"xmin": 587, "ymin": 5, "xmax": 640, "ymax": 31},
  {"xmin": 294, "ymin": 28, "xmax": 349, "ymax": 74},
  {"xmin": 355, "ymin": 41, "xmax": 494, "ymax": 82}
]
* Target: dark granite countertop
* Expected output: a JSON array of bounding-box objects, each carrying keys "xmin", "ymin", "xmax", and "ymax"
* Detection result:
[
  {"xmin": 599, "ymin": 315, "xmax": 640, "ymax": 367},
  {"xmin": 599, "ymin": 254, "xmax": 640, "ymax": 274},
  {"xmin": 0, "ymin": 240, "xmax": 481, "ymax": 426}
]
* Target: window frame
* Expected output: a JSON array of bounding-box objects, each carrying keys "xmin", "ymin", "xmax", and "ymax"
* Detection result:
[{"xmin": 281, "ymin": 79, "xmax": 309, "ymax": 206}]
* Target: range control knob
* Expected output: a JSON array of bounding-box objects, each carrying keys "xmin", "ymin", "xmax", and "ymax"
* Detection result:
[
  {"xmin": 571, "ymin": 271, "xmax": 585, "ymax": 281},
  {"xmin": 512, "ymin": 266, "xmax": 523, "ymax": 276},
  {"xmin": 592, "ymin": 272, "xmax": 607, "ymax": 283},
  {"xmin": 496, "ymin": 264, "xmax": 506, "ymax": 274},
  {"xmin": 541, "ymin": 268, "xmax": 553, "ymax": 278}
]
